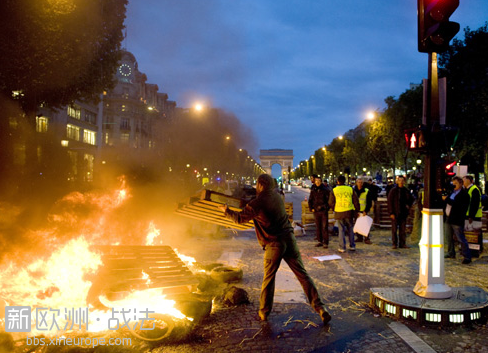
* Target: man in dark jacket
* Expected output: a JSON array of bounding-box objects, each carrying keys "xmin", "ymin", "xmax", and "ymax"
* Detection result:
[
  {"xmin": 309, "ymin": 175, "xmax": 330, "ymax": 248},
  {"xmin": 443, "ymin": 176, "xmax": 471, "ymax": 264},
  {"xmin": 387, "ymin": 175, "xmax": 414, "ymax": 249},
  {"xmin": 219, "ymin": 173, "xmax": 331, "ymax": 325}
]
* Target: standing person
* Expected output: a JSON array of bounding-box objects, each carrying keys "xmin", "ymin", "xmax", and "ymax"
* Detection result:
[
  {"xmin": 387, "ymin": 175, "xmax": 414, "ymax": 249},
  {"xmin": 463, "ymin": 175, "xmax": 483, "ymax": 227},
  {"xmin": 329, "ymin": 175, "xmax": 359, "ymax": 253},
  {"xmin": 443, "ymin": 176, "xmax": 471, "ymax": 264},
  {"xmin": 353, "ymin": 178, "xmax": 373, "ymax": 244},
  {"xmin": 463, "ymin": 175, "xmax": 483, "ymax": 253},
  {"xmin": 309, "ymin": 175, "xmax": 330, "ymax": 248},
  {"xmin": 323, "ymin": 179, "xmax": 333, "ymax": 193},
  {"xmin": 219, "ymin": 174, "xmax": 331, "ymax": 324}
]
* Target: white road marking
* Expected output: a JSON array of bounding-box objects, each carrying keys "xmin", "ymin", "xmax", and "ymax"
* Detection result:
[{"xmin": 388, "ymin": 321, "xmax": 437, "ymax": 353}]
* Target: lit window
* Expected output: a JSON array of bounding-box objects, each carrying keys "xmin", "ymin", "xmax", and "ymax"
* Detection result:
[
  {"xmin": 83, "ymin": 129, "xmax": 96, "ymax": 145},
  {"xmin": 121, "ymin": 104, "xmax": 126, "ymax": 112},
  {"xmin": 120, "ymin": 133, "xmax": 129, "ymax": 143},
  {"xmin": 67, "ymin": 124, "xmax": 80, "ymax": 141},
  {"xmin": 36, "ymin": 116, "xmax": 48, "ymax": 133},
  {"xmin": 67, "ymin": 105, "xmax": 81, "ymax": 119}
]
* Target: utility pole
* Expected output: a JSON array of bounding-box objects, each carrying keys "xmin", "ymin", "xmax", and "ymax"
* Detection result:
[{"xmin": 413, "ymin": 0, "xmax": 460, "ymax": 299}]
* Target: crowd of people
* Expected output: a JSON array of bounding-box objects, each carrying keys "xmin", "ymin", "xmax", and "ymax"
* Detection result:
[{"xmin": 306, "ymin": 173, "xmax": 484, "ymax": 264}]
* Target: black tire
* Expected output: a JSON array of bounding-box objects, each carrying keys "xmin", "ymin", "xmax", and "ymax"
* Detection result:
[{"xmin": 210, "ymin": 266, "xmax": 243, "ymax": 283}]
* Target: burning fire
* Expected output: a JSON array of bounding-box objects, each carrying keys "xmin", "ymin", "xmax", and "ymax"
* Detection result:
[{"xmin": 0, "ymin": 177, "xmax": 195, "ymax": 337}]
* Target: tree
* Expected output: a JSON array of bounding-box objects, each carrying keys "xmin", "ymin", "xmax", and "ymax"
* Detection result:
[
  {"xmin": 0, "ymin": 0, "xmax": 128, "ymax": 114},
  {"xmin": 439, "ymin": 23, "xmax": 488, "ymax": 176},
  {"xmin": 0, "ymin": 0, "xmax": 127, "ymax": 199}
]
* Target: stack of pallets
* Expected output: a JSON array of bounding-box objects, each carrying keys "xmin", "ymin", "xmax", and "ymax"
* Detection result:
[{"xmin": 175, "ymin": 189, "xmax": 254, "ymax": 230}]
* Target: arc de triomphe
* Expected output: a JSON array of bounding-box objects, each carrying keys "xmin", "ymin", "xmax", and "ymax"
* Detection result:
[{"xmin": 259, "ymin": 149, "xmax": 294, "ymax": 181}]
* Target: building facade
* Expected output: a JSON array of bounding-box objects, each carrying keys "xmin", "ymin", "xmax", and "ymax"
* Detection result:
[{"xmin": 34, "ymin": 50, "xmax": 176, "ymax": 183}]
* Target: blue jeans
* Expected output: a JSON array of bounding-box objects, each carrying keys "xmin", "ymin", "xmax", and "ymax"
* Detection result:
[
  {"xmin": 260, "ymin": 238, "xmax": 325, "ymax": 317},
  {"xmin": 445, "ymin": 222, "xmax": 471, "ymax": 260},
  {"xmin": 337, "ymin": 217, "xmax": 355, "ymax": 250}
]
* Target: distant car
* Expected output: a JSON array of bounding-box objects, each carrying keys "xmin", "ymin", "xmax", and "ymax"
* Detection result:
[{"xmin": 301, "ymin": 180, "xmax": 312, "ymax": 188}]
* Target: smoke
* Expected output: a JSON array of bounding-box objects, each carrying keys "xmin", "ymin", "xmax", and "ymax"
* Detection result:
[{"xmin": 0, "ymin": 97, "xmax": 258, "ymax": 266}]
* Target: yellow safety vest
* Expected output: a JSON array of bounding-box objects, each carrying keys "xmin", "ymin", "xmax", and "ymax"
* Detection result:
[
  {"xmin": 466, "ymin": 184, "xmax": 483, "ymax": 218},
  {"xmin": 333, "ymin": 185, "xmax": 354, "ymax": 212},
  {"xmin": 358, "ymin": 188, "xmax": 369, "ymax": 212}
]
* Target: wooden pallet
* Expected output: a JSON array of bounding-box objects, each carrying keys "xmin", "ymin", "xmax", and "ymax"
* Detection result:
[
  {"xmin": 87, "ymin": 245, "xmax": 199, "ymax": 302},
  {"xmin": 175, "ymin": 189, "xmax": 254, "ymax": 230}
]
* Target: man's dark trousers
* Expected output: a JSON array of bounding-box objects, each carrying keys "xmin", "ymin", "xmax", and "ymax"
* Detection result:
[
  {"xmin": 260, "ymin": 237, "xmax": 325, "ymax": 318},
  {"xmin": 313, "ymin": 211, "xmax": 329, "ymax": 245},
  {"xmin": 391, "ymin": 217, "xmax": 407, "ymax": 247}
]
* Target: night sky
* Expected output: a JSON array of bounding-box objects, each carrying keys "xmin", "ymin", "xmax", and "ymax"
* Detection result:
[{"xmin": 124, "ymin": 0, "xmax": 488, "ymax": 164}]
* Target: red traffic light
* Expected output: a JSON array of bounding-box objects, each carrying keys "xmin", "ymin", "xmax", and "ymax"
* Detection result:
[
  {"xmin": 445, "ymin": 161, "xmax": 456, "ymax": 176},
  {"xmin": 418, "ymin": 0, "xmax": 460, "ymax": 53}
]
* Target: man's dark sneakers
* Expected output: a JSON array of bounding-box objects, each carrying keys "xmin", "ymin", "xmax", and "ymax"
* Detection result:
[
  {"xmin": 462, "ymin": 259, "xmax": 472, "ymax": 265},
  {"xmin": 444, "ymin": 254, "xmax": 456, "ymax": 259},
  {"xmin": 400, "ymin": 245, "xmax": 410, "ymax": 249},
  {"xmin": 315, "ymin": 242, "xmax": 323, "ymax": 247},
  {"xmin": 319, "ymin": 308, "xmax": 331, "ymax": 325},
  {"xmin": 392, "ymin": 245, "xmax": 398, "ymax": 249},
  {"xmin": 364, "ymin": 238, "xmax": 372, "ymax": 244}
]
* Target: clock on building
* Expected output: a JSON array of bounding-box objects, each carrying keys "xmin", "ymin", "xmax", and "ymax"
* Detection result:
[
  {"xmin": 118, "ymin": 63, "xmax": 132, "ymax": 77},
  {"xmin": 117, "ymin": 63, "xmax": 134, "ymax": 83}
]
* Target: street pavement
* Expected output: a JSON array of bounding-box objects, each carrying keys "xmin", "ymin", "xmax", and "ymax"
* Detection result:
[{"xmin": 156, "ymin": 186, "xmax": 488, "ymax": 353}]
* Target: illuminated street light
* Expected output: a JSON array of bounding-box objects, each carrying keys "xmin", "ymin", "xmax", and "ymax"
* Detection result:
[
  {"xmin": 367, "ymin": 111, "xmax": 375, "ymax": 120},
  {"xmin": 225, "ymin": 135, "xmax": 231, "ymax": 140},
  {"xmin": 338, "ymin": 135, "xmax": 343, "ymax": 140},
  {"xmin": 194, "ymin": 103, "xmax": 203, "ymax": 111}
]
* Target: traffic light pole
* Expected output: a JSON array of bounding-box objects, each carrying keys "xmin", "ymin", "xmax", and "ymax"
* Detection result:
[{"xmin": 413, "ymin": 52, "xmax": 452, "ymax": 299}]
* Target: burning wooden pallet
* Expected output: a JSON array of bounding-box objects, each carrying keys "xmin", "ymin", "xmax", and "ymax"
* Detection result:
[
  {"xmin": 175, "ymin": 189, "xmax": 254, "ymax": 230},
  {"xmin": 87, "ymin": 245, "xmax": 199, "ymax": 304}
]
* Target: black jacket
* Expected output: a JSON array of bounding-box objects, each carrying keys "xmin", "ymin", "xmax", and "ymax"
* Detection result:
[
  {"xmin": 224, "ymin": 189, "xmax": 293, "ymax": 248},
  {"xmin": 387, "ymin": 186, "xmax": 413, "ymax": 219},
  {"xmin": 444, "ymin": 188, "xmax": 469, "ymax": 226},
  {"xmin": 309, "ymin": 183, "xmax": 329, "ymax": 212}
]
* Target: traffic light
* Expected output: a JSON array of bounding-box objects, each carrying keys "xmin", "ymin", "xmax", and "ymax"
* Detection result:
[
  {"xmin": 435, "ymin": 159, "xmax": 457, "ymax": 193},
  {"xmin": 418, "ymin": 0, "xmax": 460, "ymax": 53},
  {"xmin": 404, "ymin": 126, "xmax": 428, "ymax": 152}
]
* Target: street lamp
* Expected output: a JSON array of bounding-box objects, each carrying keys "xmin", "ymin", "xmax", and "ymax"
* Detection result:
[{"xmin": 367, "ymin": 111, "xmax": 376, "ymax": 121}]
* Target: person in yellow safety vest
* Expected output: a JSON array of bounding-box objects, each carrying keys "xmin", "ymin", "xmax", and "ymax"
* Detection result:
[
  {"xmin": 329, "ymin": 175, "xmax": 360, "ymax": 253},
  {"xmin": 462, "ymin": 175, "xmax": 483, "ymax": 223},
  {"xmin": 353, "ymin": 178, "xmax": 373, "ymax": 244},
  {"xmin": 462, "ymin": 175, "xmax": 484, "ymax": 254}
]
